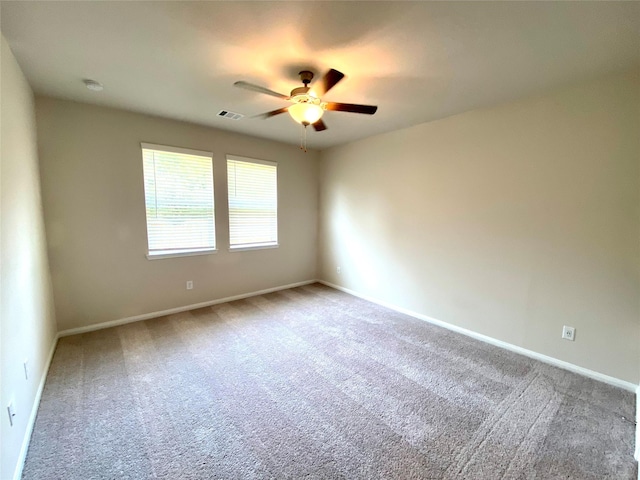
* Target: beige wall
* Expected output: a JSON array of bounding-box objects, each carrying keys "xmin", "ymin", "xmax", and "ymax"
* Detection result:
[
  {"xmin": 35, "ymin": 98, "xmax": 319, "ymax": 331},
  {"xmin": 318, "ymin": 70, "xmax": 640, "ymax": 384},
  {"xmin": 1, "ymin": 35, "xmax": 58, "ymax": 480}
]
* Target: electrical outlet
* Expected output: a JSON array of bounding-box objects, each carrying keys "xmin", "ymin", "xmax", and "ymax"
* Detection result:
[
  {"xmin": 186, "ymin": 281, "xmax": 193, "ymax": 290},
  {"xmin": 562, "ymin": 326, "xmax": 575, "ymax": 341},
  {"xmin": 7, "ymin": 401, "xmax": 16, "ymax": 427},
  {"xmin": 23, "ymin": 360, "xmax": 29, "ymax": 380},
  {"xmin": 336, "ymin": 266, "xmax": 341, "ymax": 275}
]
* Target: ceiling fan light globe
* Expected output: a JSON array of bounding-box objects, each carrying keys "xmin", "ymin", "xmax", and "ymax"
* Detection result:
[{"xmin": 289, "ymin": 103, "xmax": 323, "ymax": 125}]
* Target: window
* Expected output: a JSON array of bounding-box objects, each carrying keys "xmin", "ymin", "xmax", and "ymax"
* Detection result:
[
  {"xmin": 227, "ymin": 155, "xmax": 278, "ymax": 250},
  {"xmin": 141, "ymin": 143, "xmax": 215, "ymax": 258}
]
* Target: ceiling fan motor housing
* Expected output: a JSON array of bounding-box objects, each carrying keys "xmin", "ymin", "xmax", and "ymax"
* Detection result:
[
  {"xmin": 290, "ymin": 87, "xmax": 325, "ymax": 110},
  {"xmin": 290, "ymin": 86, "xmax": 311, "ymax": 98},
  {"xmin": 292, "ymin": 71, "xmax": 322, "ymax": 106}
]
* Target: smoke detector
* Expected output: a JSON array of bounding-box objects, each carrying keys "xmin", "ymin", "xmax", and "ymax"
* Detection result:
[{"xmin": 83, "ymin": 79, "xmax": 104, "ymax": 92}]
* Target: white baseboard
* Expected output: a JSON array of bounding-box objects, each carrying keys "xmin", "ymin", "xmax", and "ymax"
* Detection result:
[
  {"xmin": 635, "ymin": 386, "xmax": 640, "ymax": 462},
  {"xmin": 318, "ymin": 280, "xmax": 637, "ymax": 393},
  {"xmin": 13, "ymin": 335, "xmax": 59, "ymax": 480},
  {"xmin": 58, "ymin": 279, "xmax": 317, "ymax": 337}
]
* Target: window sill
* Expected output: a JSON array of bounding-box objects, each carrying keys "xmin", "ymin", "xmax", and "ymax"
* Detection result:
[
  {"xmin": 146, "ymin": 248, "xmax": 217, "ymax": 260},
  {"xmin": 229, "ymin": 243, "xmax": 279, "ymax": 252}
]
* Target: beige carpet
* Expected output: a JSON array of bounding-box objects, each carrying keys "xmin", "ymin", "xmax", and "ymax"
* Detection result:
[{"xmin": 23, "ymin": 283, "xmax": 636, "ymax": 479}]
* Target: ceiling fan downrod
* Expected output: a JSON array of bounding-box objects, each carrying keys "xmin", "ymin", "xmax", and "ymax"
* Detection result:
[{"xmin": 299, "ymin": 70, "xmax": 314, "ymax": 86}]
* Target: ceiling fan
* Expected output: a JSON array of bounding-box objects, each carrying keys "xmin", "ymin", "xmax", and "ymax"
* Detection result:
[{"xmin": 234, "ymin": 69, "xmax": 378, "ymax": 132}]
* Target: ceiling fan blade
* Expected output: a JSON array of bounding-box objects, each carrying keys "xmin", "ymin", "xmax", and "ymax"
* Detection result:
[
  {"xmin": 325, "ymin": 102, "xmax": 378, "ymax": 115},
  {"xmin": 253, "ymin": 107, "xmax": 289, "ymax": 119},
  {"xmin": 234, "ymin": 81, "xmax": 289, "ymax": 100},
  {"xmin": 313, "ymin": 69, "xmax": 345, "ymax": 97},
  {"xmin": 312, "ymin": 119, "xmax": 327, "ymax": 131}
]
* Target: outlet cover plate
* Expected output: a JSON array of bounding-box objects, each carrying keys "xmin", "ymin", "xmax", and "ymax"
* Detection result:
[{"xmin": 562, "ymin": 326, "xmax": 575, "ymax": 341}]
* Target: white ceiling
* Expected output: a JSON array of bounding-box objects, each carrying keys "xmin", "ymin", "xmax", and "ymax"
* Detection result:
[{"xmin": 2, "ymin": 1, "xmax": 639, "ymax": 150}]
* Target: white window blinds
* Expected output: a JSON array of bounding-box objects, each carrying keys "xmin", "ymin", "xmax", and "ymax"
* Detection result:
[
  {"xmin": 141, "ymin": 143, "xmax": 215, "ymax": 256},
  {"xmin": 227, "ymin": 155, "xmax": 278, "ymax": 249}
]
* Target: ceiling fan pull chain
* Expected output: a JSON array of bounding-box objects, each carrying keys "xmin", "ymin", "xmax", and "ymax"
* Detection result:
[
  {"xmin": 299, "ymin": 124, "xmax": 308, "ymax": 153},
  {"xmin": 303, "ymin": 124, "xmax": 308, "ymax": 153},
  {"xmin": 300, "ymin": 124, "xmax": 304, "ymax": 150}
]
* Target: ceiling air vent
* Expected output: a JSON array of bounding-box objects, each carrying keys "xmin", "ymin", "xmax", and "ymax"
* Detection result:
[{"xmin": 217, "ymin": 110, "xmax": 244, "ymax": 120}]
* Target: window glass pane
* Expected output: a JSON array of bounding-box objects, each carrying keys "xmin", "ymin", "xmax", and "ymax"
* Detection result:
[
  {"xmin": 142, "ymin": 145, "xmax": 215, "ymax": 255},
  {"xmin": 227, "ymin": 156, "xmax": 277, "ymax": 248}
]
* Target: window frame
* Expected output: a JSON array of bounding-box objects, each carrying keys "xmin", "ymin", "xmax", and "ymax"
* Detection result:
[
  {"xmin": 141, "ymin": 142, "xmax": 217, "ymax": 260},
  {"xmin": 226, "ymin": 154, "xmax": 279, "ymax": 252}
]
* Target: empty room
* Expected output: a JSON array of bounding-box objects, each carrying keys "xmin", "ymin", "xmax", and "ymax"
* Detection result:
[{"xmin": 1, "ymin": 1, "xmax": 639, "ymax": 479}]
